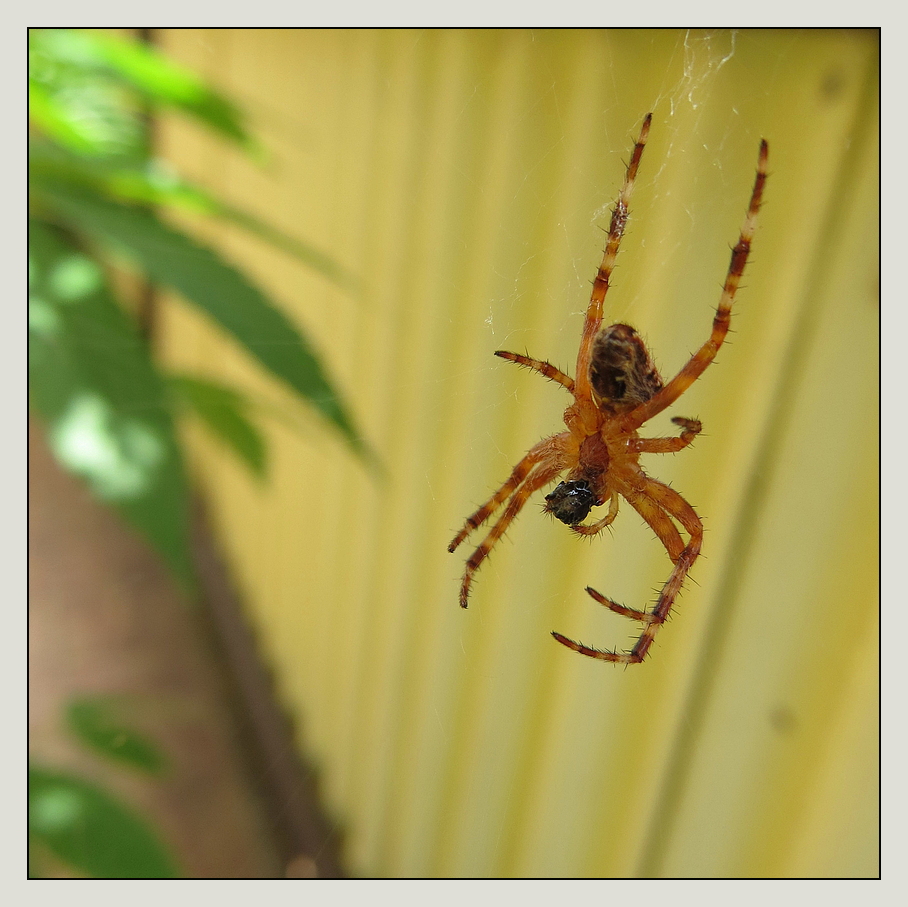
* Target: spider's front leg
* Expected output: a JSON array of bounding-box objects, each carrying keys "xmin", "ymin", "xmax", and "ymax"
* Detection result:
[
  {"xmin": 451, "ymin": 432, "xmax": 571, "ymax": 607},
  {"xmin": 570, "ymin": 492, "xmax": 620, "ymax": 537},
  {"xmin": 448, "ymin": 445, "xmax": 545, "ymax": 555},
  {"xmin": 457, "ymin": 457, "xmax": 566, "ymax": 608},
  {"xmin": 553, "ymin": 476, "xmax": 701, "ymax": 664}
]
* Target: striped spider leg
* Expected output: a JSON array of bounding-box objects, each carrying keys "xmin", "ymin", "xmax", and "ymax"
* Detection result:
[{"xmin": 450, "ymin": 113, "xmax": 768, "ymax": 664}]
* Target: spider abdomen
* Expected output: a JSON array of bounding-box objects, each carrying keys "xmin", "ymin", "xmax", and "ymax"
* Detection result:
[{"xmin": 589, "ymin": 324, "xmax": 664, "ymax": 414}]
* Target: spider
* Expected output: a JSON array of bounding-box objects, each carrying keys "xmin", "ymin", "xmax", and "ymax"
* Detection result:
[{"xmin": 448, "ymin": 113, "xmax": 768, "ymax": 664}]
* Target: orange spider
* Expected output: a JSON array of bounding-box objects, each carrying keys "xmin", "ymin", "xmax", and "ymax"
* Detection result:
[{"xmin": 449, "ymin": 114, "xmax": 768, "ymax": 664}]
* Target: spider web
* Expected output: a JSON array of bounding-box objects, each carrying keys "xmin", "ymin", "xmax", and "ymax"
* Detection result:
[
  {"xmin": 141, "ymin": 28, "xmax": 799, "ymax": 880},
  {"xmin": 424, "ymin": 28, "xmax": 783, "ymax": 879},
  {"xmin": 476, "ymin": 30, "xmax": 761, "ymax": 463}
]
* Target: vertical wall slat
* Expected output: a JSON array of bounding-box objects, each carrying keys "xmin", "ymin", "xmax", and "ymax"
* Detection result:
[{"xmin": 155, "ymin": 29, "xmax": 878, "ymax": 878}]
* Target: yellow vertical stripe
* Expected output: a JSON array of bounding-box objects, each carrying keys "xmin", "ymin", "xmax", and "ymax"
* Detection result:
[{"xmin": 155, "ymin": 29, "xmax": 878, "ymax": 877}]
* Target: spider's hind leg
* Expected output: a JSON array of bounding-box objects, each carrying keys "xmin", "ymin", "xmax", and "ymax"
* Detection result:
[
  {"xmin": 573, "ymin": 113, "xmax": 652, "ymax": 403},
  {"xmin": 620, "ymin": 138, "xmax": 768, "ymax": 433},
  {"xmin": 495, "ymin": 351, "xmax": 574, "ymax": 392},
  {"xmin": 632, "ymin": 416, "xmax": 702, "ymax": 454}
]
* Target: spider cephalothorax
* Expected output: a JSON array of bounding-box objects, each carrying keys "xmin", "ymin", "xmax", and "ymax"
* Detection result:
[{"xmin": 449, "ymin": 114, "xmax": 767, "ymax": 664}]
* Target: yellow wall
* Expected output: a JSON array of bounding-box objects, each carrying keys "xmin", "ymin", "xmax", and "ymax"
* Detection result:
[{"xmin": 155, "ymin": 29, "xmax": 878, "ymax": 877}]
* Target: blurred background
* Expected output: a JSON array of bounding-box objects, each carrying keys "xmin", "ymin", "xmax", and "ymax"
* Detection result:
[{"xmin": 29, "ymin": 28, "xmax": 879, "ymax": 878}]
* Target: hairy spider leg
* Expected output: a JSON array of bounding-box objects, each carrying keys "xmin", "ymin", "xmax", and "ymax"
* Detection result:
[
  {"xmin": 458, "ymin": 456, "xmax": 567, "ymax": 609},
  {"xmin": 448, "ymin": 432, "xmax": 573, "ymax": 553},
  {"xmin": 582, "ymin": 587, "xmax": 656, "ymax": 624},
  {"xmin": 494, "ymin": 351, "xmax": 575, "ymax": 391},
  {"xmin": 621, "ymin": 139, "xmax": 769, "ymax": 433},
  {"xmin": 573, "ymin": 113, "xmax": 652, "ymax": 403},
  {"xmin": 553, "ymin": 476, "xmax": 702, "ymax": 663},
  {"xmin": 570, "ymin": 492, "xmax": 620, "ymax": 537},
  {"xmin": 448, "ymin": 448, "xmax": 541, "ymax": 554},
  {"xmin": 451, "ymin": 123, "xmax": 767, "ymax": 664},
  {"xmin": 571, "ymin": 487, "xmax": 686, "ymax": 623},
  {"xmin": 632, "ymin": 416, "xmax": 702, "ymax": 454},
  {"xmin": 623, "ymin": 487, "xmax": 686, "ymax": 563}
]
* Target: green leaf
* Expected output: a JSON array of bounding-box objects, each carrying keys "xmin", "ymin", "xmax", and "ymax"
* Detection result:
[
  {"xmin": 29, "ymin": 141, "xmax": 359, "ymax": 291},
  {"xmin": 66, "ymin": 698, "xmax": 167, "ymax": 775},
  {"xmin": 35, "ymin": 179, "xmax": 369, "ymax": 460},
  {"xmin": 169, "ymin": 374, "xmax": 267, "ymax": 478},
  {"xmin": 28, "ymin": 83, "xmax": 111, "ymax": 157},
  {"xmin": 29, "ymin": 31, "xmax": 148, "ymax": 159},
  {"xmin": 29, "ymin": 765, "xmax": 179, "ymax": 878},
  {"xmin": 29, "ymin": 220, "xmax": 195, "ymax": 587},
  {"xmin": 218, "ymin": 205, "xmax": 360, "ymax": 294},
  {"xmin": 30, "ymin": 29, "xmax": 253, "ymax": 151},
  {"xmin": 88, "ymin": 31, "xmax": 253, "ymax": 149}
]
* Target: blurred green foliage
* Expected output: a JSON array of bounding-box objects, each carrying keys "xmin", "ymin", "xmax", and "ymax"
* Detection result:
[
  {"xmin": 30, "ymin": 697, "xmax": 176, "ymax": 878},
  {"xmin": 29, "ymin": 766, "xmax": 179, "ymax": 878},
  {"xmin": 29, "ymin": 28, "xmax": 367, "ymax": 587},
  {"xmin": 66, "ymin": 697, "xmax": 168, "ymax": 774}
]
